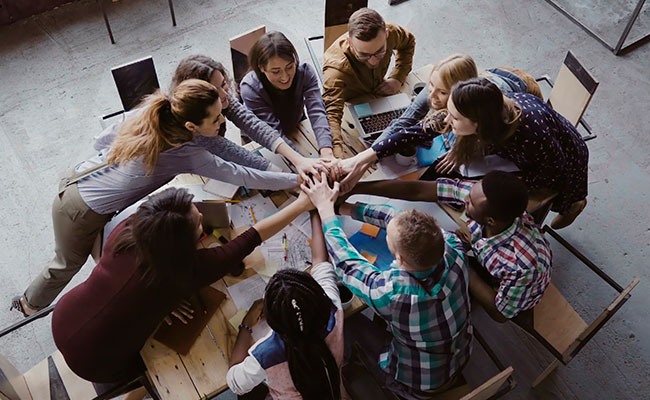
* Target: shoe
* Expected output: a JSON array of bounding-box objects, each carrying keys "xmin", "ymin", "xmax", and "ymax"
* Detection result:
[
  {"xmin": 10, "ymin": 296, "xmax": 30, "ymax": 317},
  {"xmin": 551, "ymin": 199, "xmax": 587, "ymax": 229}
]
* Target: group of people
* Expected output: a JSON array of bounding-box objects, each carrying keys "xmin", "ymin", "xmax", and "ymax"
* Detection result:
[{"xmin": 8, "ymin": 6, "xmax": 590, "ymax": 400}]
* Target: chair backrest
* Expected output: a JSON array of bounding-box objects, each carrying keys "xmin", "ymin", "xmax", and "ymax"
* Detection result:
[
  {"xmin": 111, "ymin": 56, "xmax": 160, "ymax": 112},
  {"xmin": 0, "ymin": 354, "xmax": 31, "ymax": 400},
  {"xmin": 229, "ymin": 25, "xmax": 266, "ymax": 88},
  {"xmin": 532, "ymin": 283, "xmax": 587, "ymax": 361},
  {"xmin": 459, "ymin": 367, "xmax": 514, "ymax": 400},
  {"xmin": 548, "ymin": 51, "xmax": 598, "ymax": 126},
  {"xmin": 323, "ymin": 0, "xmax": 367, "ymax": 51}
]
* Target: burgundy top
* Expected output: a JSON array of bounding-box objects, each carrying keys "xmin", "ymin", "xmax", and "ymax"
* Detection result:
[{"xmin": 52, "ymin": 218, "xmax": 261, "ymax": 383}]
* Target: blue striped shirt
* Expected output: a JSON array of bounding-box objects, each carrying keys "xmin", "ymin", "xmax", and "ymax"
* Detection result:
[{"xmin": 323, "ymin": 203, "xmax": 472, "ymax": 390}]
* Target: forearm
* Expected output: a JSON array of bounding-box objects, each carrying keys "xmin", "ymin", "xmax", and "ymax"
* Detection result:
[
  {"xmin": 350, "ymin": 180, "xmax": 438, "ymax": 202},
  {"xmin": 310, "ymin": 211, "xmax": 329, "ymax": 264},
  {"xmin": 275, "ymin": 142, "xmax": 303, "ymax": 166},
  {"xmin": 254, "ymin": 198, "xmax": 309, "ymax": 241},
  {"xmin": 229, "ymin": 330, "xmax": 254, "ymax": 367},
  {"xmin": 468, "ymin": 267, "xmax": 507, "ymax": 323}
]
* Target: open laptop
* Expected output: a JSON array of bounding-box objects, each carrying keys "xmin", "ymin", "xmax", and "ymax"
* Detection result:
[{"xmin": 348, "ymin": 93, "xmax": 411, "ymax": 142}]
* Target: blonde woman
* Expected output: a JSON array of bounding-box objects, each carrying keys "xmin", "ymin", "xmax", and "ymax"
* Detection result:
[
  {"xmin": 12, "ymin": 79, "xmax": 299, "ymax": 316},
  {"xmin": 337, "ymin": 54, "xmax": 540, "ymax": 190}
]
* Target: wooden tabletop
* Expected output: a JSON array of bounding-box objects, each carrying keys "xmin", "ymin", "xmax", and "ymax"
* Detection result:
[{"xmin": 140, "ymin": 65, "xmax": 439, "ymax": 400}]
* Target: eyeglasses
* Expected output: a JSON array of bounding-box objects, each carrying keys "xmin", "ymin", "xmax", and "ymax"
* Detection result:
[{"xmin": 352, "ymin": 45, "xmax": 387, "ymax": 61}]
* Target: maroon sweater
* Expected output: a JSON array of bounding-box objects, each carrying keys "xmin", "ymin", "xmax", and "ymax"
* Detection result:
[{"xmin": 52, "ymin": 219, "xmax": 261, "ymax": 383}]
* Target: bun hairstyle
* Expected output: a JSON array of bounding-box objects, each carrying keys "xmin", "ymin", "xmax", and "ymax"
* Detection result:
[
  {"xmin": 108, "ymin": 79, "xmax": 220, "ymax": 174},
  {"xmin": 264, "ymin": 269, "xmax": 341, "ymax": 400}
]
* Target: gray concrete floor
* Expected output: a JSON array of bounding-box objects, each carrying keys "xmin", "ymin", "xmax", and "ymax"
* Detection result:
[{"xmin": 1, "ymin": 0, "xmax": 649, "ymax": 398}]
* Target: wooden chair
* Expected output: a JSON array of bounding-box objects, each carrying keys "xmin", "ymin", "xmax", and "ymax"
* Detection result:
[
  {"xmin": 305, "ymin": 0, "xmax": 368, "ymax": 85},
  {"xmin": 0, "ymin": 309, "xmax": 160, "ymax": 400},
  {"xmin": 229, "ymin": 25, "xmax": 267, "ymax": 90},
  {"xmin": 512, "ymin": 225, "xmax": 640, "ymax": 387},
  {"xmin": 100, "ymin": 56, "xmax": 161, "ymax": 129},
  {"xmin": 536, "ymin": 51, "xmax": 599, "ymax": 141},
  {"xmin": 342, "ymin": 329, "xmax": 515, "ymax": 400},
  {"xmin": 97, "ymin": 0, "xmax": 176, "ymax": 44}
]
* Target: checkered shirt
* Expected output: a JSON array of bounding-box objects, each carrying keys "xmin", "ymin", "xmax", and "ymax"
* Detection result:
[
  {"xmin": 437, "ymin": 178, "xmax": 552, "ymax": 318},
  {"xmin": 323, "ymin": 203, "xmax": 472, "ymax": 391}
]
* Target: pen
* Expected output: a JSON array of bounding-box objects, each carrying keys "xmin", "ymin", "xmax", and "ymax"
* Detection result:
[
  {"xmin": 282, "ymin": 233, "xmax": 288, "ymax": 261},
  {"xmin": 249, "ymin": 206, "xmax": 257, "ymax": 224},
  {"xmin": 204, "ymin": 199, "xmax": 241, "ymax": 203}
]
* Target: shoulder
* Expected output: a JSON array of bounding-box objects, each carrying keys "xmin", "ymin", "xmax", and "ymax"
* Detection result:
[
  {"xmin": 240, "ymin": 72, "xmax": 263, "ymax": 95},
  {"xmin": 323, "ymin": 35, "xmax": 351, "ymax": 72},
  {"xmin": 386, "ymin": 23, "xmax": 413, "ymax": 39},
  {"xmin": 250, "ymin": 331, "xmax": 286, "ymax": 369}
]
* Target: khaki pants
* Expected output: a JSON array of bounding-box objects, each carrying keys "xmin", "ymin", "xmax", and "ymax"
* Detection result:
[{"xmin": 23, "ymin": 179, "xmax": 112, "ymax": 309}]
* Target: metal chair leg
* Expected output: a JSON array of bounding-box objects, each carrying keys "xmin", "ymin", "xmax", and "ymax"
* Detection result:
[
  {"xmin": 97, "ymin": 0, "xmax": 115, "ymax": 44},
  {"xmin": 168, "ymin": 0, "xmax": 176, "ymax": 27}
]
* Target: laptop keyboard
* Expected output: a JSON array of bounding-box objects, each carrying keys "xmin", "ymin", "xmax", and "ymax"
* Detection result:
[{"xmin": 358, "ymin": 107, "xmax": 408, "ymax": 136}]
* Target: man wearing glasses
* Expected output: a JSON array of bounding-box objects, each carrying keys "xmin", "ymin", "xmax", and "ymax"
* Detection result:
[{"xmin": 322, "ymin": 7, "xmax": 416, "ymax": 158}]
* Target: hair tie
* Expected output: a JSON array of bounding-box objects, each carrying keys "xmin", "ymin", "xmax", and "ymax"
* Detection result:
[{"xmin": 291, "ymin": 298, "xmax": 304, "ymax": 332}]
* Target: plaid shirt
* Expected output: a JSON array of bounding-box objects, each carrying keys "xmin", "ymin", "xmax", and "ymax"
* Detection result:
[
  {"xmin": 323, "ymin": 203, "xmax": 472, "ymax": 391},
  {"xmin": 437, "ymin": 178, "xmax": 552, "ymax": 318}
]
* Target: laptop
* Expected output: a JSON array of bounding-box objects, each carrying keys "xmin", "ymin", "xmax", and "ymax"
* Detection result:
[{"xmin": 348, "ymin": 93, "xmax": 411, "ymax": 142}]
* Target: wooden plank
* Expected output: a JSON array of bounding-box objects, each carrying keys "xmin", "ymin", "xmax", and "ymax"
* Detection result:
[
  {"xmin": 50, "ymin": 351, "xmax": 96, "ymax": 400},
  {"xmin": 22, "ymin": 358, "xmax": 50, "ymax": 400},
  {"xmin": 169, "ymin": 173, "xmax": 206, "ymax": 186},
  {"xmin": 533, "ymin": 283, "xmax": 587, "ymax": 355},
  {"xmin": 140, "ymin": 339, "xmax": 200, "ymax": 400},
  {"xmin": 177, "ymin": 327, "xmax": 229, "ymax": 398},
  {"xmin": 460, "ymin": 367, "xmax": 513, "ymax": 400},
  {"xmin": 0, "ymin": 353, "xmax": 32, "ymax": 400}
]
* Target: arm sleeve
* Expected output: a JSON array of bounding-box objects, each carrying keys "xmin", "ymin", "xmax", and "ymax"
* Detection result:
[
  {"xmin": 311, "ymin": 261, "xmax": 342, "ymax": 310},
  {"xmin": 322, "ymin": 217, "xmax": 395, "ymax": 318},
  {"xmin": 495, "ymin": 267, "xmax": 536, "ymax": 319},
  {"xmin": 193, "ymin": 227, "xmax": 262, "ymax": 287},
  {"xmin": 239, "ymin": 81, "xmax": 285, "ymax": 135},
  {"xmin": 435, "ymin": 178, "xmax": 475, "ymax": 209},
  {"xmin": 387, "ymin": 25, "xmax": 416, "ymax": 83},
  {"xmin": 349, "ymin": 203, "xmax": 400, "ymax": 229},
  {"xmin": 226, "ymin": 355, "xmax": 267, "ymax": 395},
  {"xmin": 189, "ymin": 150, "xmax": 298, "ymax": 191},
  {"xmin": 302, "ymin": 65, "xmax": 333, "ymax": 150},
  {"xmin": 371, "ymin": 122, "xmax": 441, "ymax": 159},
  {"xmin": 192, "ymin": 134, "xmax": 270, "ymax": 170},
  {"xmin": 223, "ymin": 93, "xmax": 285, "ymax": 152},
  {"xmin": 321, "ymin": 71, "xmax": 347, "ymax": 157}
]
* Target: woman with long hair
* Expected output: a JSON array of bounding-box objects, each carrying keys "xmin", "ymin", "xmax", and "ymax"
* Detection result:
[
  {"xmin": 240, "ymin": 31, "xmax": 335, "ymax": 160},
  {"xmin": 172, "ymin": 54, "xmax": 329, "ymax": 180},
  {"xmin": 335, "ymin": 54, "xmax": 541, "ymax": 190},
  {"xmin": 51, "ymin": 187, "xmax": 313, "ymax": 399},
  {"xmin": 443, "ymin": 78, "xmax": 588, "ymax": 228},
  {"xmin": 227, "ymin": 213, "xmax": 348, "ymax": 400},
  {"xmin": 12, "ymin": 79, "xmax": 299, "ymax": 317}
]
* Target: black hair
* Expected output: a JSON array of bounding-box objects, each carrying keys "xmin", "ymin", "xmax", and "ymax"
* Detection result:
[
  {"xmin": 264, "ymin": 269, "xmax": 341, "ymax": 400},
  {"xmin": 113, "ymin": 187, "xmax": 197, "ymax": 286},
  {"xmin": 248, "ymin": 31, "xmax": 299, "ymax": 81},
  {"xmin": 170, "ymin": 54, "xmax": 231, "ymax": 91},
  {"xmin": 481, "ymin": 171, "xmax": 529, "ymax": 223}
]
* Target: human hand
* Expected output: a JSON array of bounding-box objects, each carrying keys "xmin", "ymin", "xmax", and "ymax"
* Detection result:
[
  {"xmin": 376, "ymin": 78, "xmax": 402, "ymax": 96},
  {"xmin": 319, "ymin": 147, "xmax": 336, "ymax": 161},
  {"xmin": 435, "ymin": 152, "xmax": 460, "ymax": 174},
  {"xmin": 455, "ymin": 229, "xmax": 472, "ymax": 252},
  {"xmin": 294, "ymin": 156, "xmax": 329, "ymax": 182},
  {"xmin": 339, "ymin": 155, "xmax": 372, "ymax": 194},
  {"xmin": 242, "ymin": 299, "xmax": 265, "ymax": 327},
  {"xmin": 296, "ymin": 188, "xmax": 316, "ymax": 211},
  {"xmin": 301, "ymin": 172, "xmax": 340, "ymax": 213},
  {"xmin": 164, "ymin": 300, "xmax": 195, "ymax": 325}
]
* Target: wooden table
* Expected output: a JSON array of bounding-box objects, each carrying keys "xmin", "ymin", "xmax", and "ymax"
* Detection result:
[{"xmin": 140, "ymin": 65, "xmax": 436, "ymax": 400}]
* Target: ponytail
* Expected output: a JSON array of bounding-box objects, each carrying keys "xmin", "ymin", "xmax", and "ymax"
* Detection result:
[
  {"xmin": 108, "ymin": 79, "xmax": 220, "ymax": 174},
  {"xmin": 264, "ymin": 270, "xmax": 341, "ymax": 400}
]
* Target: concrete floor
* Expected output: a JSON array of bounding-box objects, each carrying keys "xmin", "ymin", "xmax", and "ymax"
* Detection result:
[{"xmin": 1, "ymin": 0, "xmax": 649, "ymax": 398}]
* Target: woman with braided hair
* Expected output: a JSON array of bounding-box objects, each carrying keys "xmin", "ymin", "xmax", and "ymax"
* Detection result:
[{"xmin": 227, "ymin": 213, "xmax": 348, "ymax": 399}]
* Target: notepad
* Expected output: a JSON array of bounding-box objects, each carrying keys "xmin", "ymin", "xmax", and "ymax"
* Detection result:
[
  {"xmin": 360, "ymin": 223, "xmax": 380, "ymax": 237},
  {"xmin": 361, "ymin": 252, "xmax": 378, "ymax": 264}
]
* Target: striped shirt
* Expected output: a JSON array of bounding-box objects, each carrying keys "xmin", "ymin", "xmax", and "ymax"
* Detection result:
[
  {"xmin": 323, "ymin": 203, "xmax": 472, "ymax": 391},
  {"xmin": 437, "ymin": 178, "xmax": 552, "ymax": 318}
]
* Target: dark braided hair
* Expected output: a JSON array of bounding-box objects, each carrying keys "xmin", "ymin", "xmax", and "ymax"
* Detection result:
[{"xmin": 264, "ymin": 269, "xmax": 341, "ymax": 400}]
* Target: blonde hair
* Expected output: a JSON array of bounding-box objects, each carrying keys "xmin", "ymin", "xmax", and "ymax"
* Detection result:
[
  {"xmin": 422, "ymin": 54, "xmax": 479, "ymax": 134},
  {"xmin": 108, "ymin": 79, "xmax": 220, "ymax": 174}
]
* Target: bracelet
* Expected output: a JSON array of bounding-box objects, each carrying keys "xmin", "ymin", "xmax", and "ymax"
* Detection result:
[{"xmin": 238, "ymin": 323, "xmax": 253, "ymax": 335}]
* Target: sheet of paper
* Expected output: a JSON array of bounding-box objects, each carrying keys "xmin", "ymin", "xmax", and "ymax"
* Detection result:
[
  {"xmin": 228, "ymin": 309, "xmax": 248, "ymax": 331},
  {"xmin": 230, "ymin": 194, "xmax": 278, "ymax": 228},
  {"xmin": 226, "ymin": 274, "xmax": 267, "ymax": 310},
  {"xmin": 291, "ymin": 211, "xmax": 312, "ymax": 238},
  {"xmin": 203, "ymin": 179, "xmax": 240, "ymax": 199}
]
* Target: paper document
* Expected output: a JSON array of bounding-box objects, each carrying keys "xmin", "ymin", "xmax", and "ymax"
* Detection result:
[
  {"xmin": 230, "ymin": 194, "xmax": 278, "ymax": 228},
  {"xmin": 227, "ymin": 274, "xmax": 267, "ymax": 310},
  {"xmin": 203, "ymin": 179, "xmax": 240, "ymax": 199}
]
